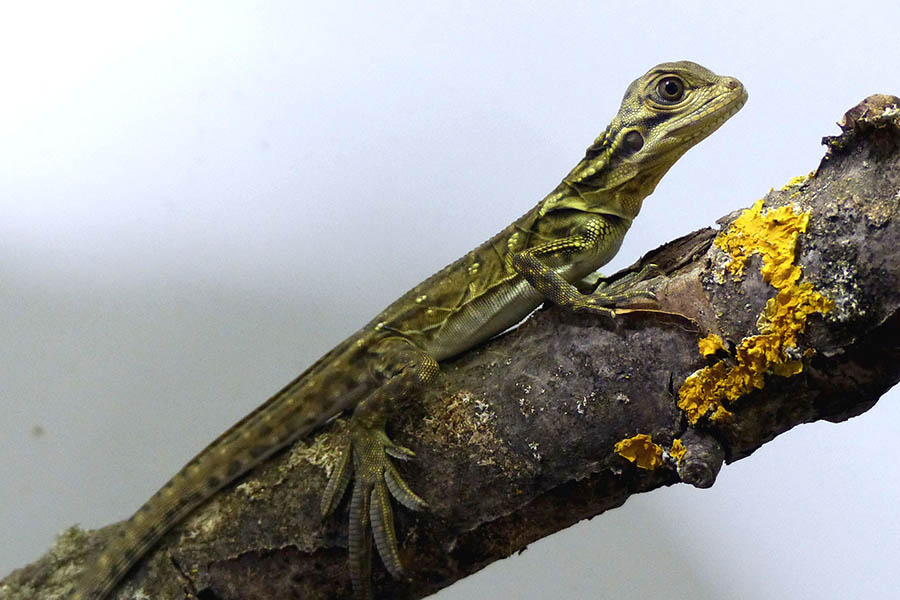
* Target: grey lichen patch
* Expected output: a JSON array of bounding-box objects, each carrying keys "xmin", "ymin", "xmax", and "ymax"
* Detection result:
[
  {"xmin": 234, "ymin": 479, "xmax": 266, "ymax": 500},
  {"xmin": 573, "ymin": 390, "xmax": 598, "ymax": 415},
  {"xmin": 421, "ymin": 391, "xmax": 505, "ymax": 467},
  {"xmin": 831, "ymin": 174, "xmax": 898, "ymax": 229},
  {"xmin": 709, "ymin": 242, "xmax": 739, "ymax": 285},
  {"xmin": 798, "ymin": 166, "xmax": 895, "ymax": 330},
  {"xmin": 527, "ymin": 441, "xmax": 541, "ymax": 461},
  {"xmin": 51, "ymin": 526, "xmax": 90, "ymax": 568},
  {"xmin": 518, "ymin": 397, "xmax": 535, "ymax": 418},
  {"xmin": 863, "ymin": 186, "xmax": 899, "ymax": 227},
  {"xmin": 614, "ymin": 392, "xmax": 631, "ymax": 405},
  {"xmin": 515, "ymin": 376, "xmax": 548, "ymax": 418},
  {"xmin": 815, "ymin": 257, "xmax": 864, "ymax": 323},
  {"xmin": 560, "ymin": 388, "xmax": 629, "ymax": 420},
  {"xmin": 181, "ymin": 499, "xmax": 226, "ymax": 539},
  {"xmin": 285, "ymin": 418, "xmax": 349, "ymax": 480},
  {"xmin": 0, "ymin": 526, "xmax": 88, "ymax": 600}
]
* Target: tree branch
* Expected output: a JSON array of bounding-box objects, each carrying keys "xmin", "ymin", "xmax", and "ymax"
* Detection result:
[{"xmin": 4, "ymin": 95, "xmax": 899, "ymax": 600}]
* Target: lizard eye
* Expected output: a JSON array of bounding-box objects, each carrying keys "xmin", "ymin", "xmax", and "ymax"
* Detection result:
[{"xmin": 657, "ymin": 76, "xmax": 685, "ymax": 103}]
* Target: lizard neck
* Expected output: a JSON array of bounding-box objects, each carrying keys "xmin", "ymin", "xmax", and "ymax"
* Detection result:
[
  {"xmin": 616, "ymin": 190, "xmax": 644, "ymax": 221},
  {"xmin": 611, "ymin": 161, "xmax": 673, "ymax": 220},
  {"xmin": 538, "ymin": 153, "xmax": 679, "ymax": 222}
]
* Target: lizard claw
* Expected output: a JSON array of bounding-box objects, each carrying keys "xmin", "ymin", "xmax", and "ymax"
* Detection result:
[
  {"xmin": 574, "ymin": 263, "xmax": 661, "ymax": 315},
  {"xmin": 380, "ymin": 431, "xmax": 417, "ymax": 461}
]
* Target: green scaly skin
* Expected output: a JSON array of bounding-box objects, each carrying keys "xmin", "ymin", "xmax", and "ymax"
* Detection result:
[{"xmin": 71, "ymin": 61, "xmax": 746, "ymax": 600}]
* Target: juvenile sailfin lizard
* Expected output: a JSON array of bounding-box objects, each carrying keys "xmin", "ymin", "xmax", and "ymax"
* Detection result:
[{"xmin": 72, "ymin": 61, "xmax": 746, "ymax": 599}]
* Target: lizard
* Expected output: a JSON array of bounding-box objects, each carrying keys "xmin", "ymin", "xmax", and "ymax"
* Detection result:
[{"xmin": 71, "ymin": 60, "xmax": 746, "ymax": 600}]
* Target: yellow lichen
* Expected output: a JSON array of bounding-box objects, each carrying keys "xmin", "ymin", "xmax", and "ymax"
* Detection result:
[
  {"xmin": 709, "ymin": 404, "xmax": 734, "ymax": 423},
  {"xmin": 614, "ymin": 433, "xmax": 663, "ymax": 470},
  {"xmin": 714, "ymin": 199, "xmax": 810, "ymax": 286},
  {"xmin": 758, "ymin": 281, "xmax": 834, "ymax": 346},
  {"xmin": 698, "ymin": 333, "xmax": 726, "ymax": 357},
  {"xmin": 779, "ymin": 172, "xmax": 812, "ymax": 192},
  {"xmin": 677, "ymin": 199, "xmax": 833, "ymax": 423},
  {"xmin": 669, "ymin": 438, "xmax": 687, "ymax": 463}
]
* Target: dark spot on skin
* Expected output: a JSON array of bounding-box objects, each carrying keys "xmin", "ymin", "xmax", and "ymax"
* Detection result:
[
  {"xmin": 207, "ymin": 475, "xmax": 222, "ymax": 489},
  {"xmin": 277, "ymin": 427, "xmax": 296, "ymax": 444},
  {"xmin": 639, "ymin": 112, "xmax": 667, "ymax": 132},
  {"xmin": 257, "ymin": 424, "xmax": 273, "ymax": 438},
  {"xmin": 249, "ymin": 445, "xmax": 268, "ymax": 459},
  {"xmin": 227, "ymin": 459, "xmax": 243, "ymax": 477}
]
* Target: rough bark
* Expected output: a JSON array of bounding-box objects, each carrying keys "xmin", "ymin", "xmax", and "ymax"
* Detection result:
[{"xmin": 3, "ymin": 96, "xmax": 899, "ymax": 600}]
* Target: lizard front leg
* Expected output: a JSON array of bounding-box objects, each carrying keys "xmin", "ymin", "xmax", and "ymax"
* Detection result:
[
  {"xmin": 321, "ymin": 337, "xmax": 437, "ymax": 599},
  {"xmin": 511, "ymin": 217, "xmax": 657, "ymax": 316}
]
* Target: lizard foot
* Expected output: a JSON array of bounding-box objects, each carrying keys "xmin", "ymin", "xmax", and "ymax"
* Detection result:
[
  {"xmin": 321, "ymin": 425, "xmax": 427, "ymax": 599},
  {"xmin": 573, "ymin": 263, "xmax": 661, "ymax": 316}
]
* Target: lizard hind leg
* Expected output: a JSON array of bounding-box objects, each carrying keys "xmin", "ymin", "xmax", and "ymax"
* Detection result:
[{"xmin": 320, "ymin": 337, "xmax": 434, "ymax": 599}]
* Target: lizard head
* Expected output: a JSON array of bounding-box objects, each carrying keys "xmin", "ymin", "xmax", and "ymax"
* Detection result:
[
  {"xmin": 613, "ymin": 60, "xmax": 748, "ymax": 172},
  {"xmin": 557, "ymin": 61, "xmax": 747, "ymax": 219}
]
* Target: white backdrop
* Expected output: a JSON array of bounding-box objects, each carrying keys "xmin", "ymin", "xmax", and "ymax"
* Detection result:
[{"xmin": 2, "ymin": 3, "xmax": 899, "ymax": 599}]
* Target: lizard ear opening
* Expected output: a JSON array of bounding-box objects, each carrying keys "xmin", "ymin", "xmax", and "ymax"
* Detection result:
[{"xmin": 624, "ymin": 130, "xmax": 644, "ymax": 153}]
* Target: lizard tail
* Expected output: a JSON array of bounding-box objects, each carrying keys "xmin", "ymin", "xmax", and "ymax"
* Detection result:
[{"xmin": 70, "ymin": 339, "xmax": 363, "ymax": 599}]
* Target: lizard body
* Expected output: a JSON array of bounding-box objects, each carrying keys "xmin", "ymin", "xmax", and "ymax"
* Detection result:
[{"xmin": 72, "ymin": 61, "xmax": 746, "ymax": 599}]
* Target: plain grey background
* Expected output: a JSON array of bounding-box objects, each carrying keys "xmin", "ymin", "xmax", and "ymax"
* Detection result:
[{"xmin": 3, "ymin": 2, "xmax": 899, "ymax": 599}]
